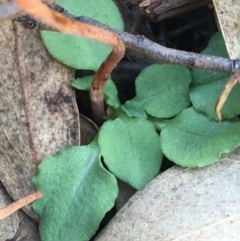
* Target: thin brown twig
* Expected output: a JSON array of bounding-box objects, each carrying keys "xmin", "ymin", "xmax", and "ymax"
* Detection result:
[
  {"xmin": 0, "ymin": 191, "xmax": 43, "ymax": 220},
  {"xmin": 14, "ymin": 6, "xmax": 240, "ymax": 74},
  {"xmin": 2, "ymin": 2, "xmax": 240, "ymax": 74},
  {"xmin": 13, "ymin": 0, "xmax": 125, "ymax": 125}
]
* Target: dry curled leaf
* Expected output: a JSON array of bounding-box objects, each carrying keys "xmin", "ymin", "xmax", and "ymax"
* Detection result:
[
  {"xmin": 0, "ymin": 0, "xmax": 80, "ymax": 219},
  {"xmin": 95, "ymin": 149, "xmax": 240, "ymax": 241}
]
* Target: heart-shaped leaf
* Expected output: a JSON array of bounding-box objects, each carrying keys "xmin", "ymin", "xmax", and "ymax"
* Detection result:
[
  {"xmin": 160, "ymin": 107, "xmax": 240, "ymax": 167},
  {"xmin": 125, "ymin": 64, "xmax": 191, "ymax": 119},
  {"xmin": 98, "ymin": 115, "xmax": 163, "ymax": 189},
  {"xmin": 72, "ymin": 76, "xmax": 121, "ymax": 108},
  {"xmin": 33, "ymin": 142, "xmax": 118, "ymax": 241},
  {"xmin": 40, "ymin": 0, "xmax": 124, "ymax": 70}
]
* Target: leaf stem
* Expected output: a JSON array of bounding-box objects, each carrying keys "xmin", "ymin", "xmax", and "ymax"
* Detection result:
[
  {"xmin": 0, "ymin": 191, "xmax": 43, "ymax": 220},
  {"xmin": 13, "ymin": 0, "xmax": 125, "ymax": 125}
]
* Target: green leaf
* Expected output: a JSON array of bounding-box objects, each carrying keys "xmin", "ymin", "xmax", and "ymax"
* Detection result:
[
  {"xmin": 33, "ymin": 142, "xmax": 118, "ymax": 241},
  {"xmin": 98, "ymin": 116, "xmax": 163, "ymax": 189},
  {"xmin": 160, "ymin": 107, "xmax": 240, "ymax": 167},
  {"xmin": 104, "ymin": 80, "xmax": 121, "ymax": 109},
  {"xmin": 72, "ymin": 76, "xmax": 92, "ymax": 91},
  {"xmin": 190, "ymin": 78, "xmax": 240, "ymax": 120},
  {"xmin": 190, "ymin": 32, "xmax": 240, "ymax": 120},
  {"xmin": 147, "ymin": 116, "xmax": 172, "ymax": 131},
  {"xmin": 40, "ymin": 0, "xmax": 124, "ymax": 70},
  {"xmin": 122, "ymin": 100, "xmax": 147, "ymax": 118},
  {"xmin": 72, "ymin": 76, "xmax": 121, "ymax": 108},
  {"xmin": 131, "ymin": 64, "xmax": 191, "ymax": 118},
  {"xmin": 191, "ymin": 32, "xmax": 230, "ymax": 86}
]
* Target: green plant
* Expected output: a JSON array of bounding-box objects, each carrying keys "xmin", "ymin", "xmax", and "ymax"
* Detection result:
[{"xmin": 22, "ymin": 1, "xmax": 240, "ymax": 241}]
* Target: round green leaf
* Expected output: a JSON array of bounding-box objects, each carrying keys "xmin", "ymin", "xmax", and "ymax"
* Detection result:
[
  {"xmin": 191, "ymin": 32, "xmax": 230, "ymax": 86},
  {"xmin": 72, "ymin": 76, "xmax": 120, "ymax": 108},
  {"xmin": 98, "ymin": 116, "xmax": 163, "ymax": 189},
  {"xmin": 160, "ymin": 107, "xmax": 240, "ymax": 167},
  {"xmin": 190, "ymin": 78, "xmax": 240, "ymax": 120},
  {"xmin": 134, "ymin": 64, "xmax": 191, "ymax": 118},
  {"xmin": 41, "ymin": 0, "xmax": 124, "ymax": 70},
  {"xmin": 33, "ymin": 143, "xmax": 118, "ymax": 241}
]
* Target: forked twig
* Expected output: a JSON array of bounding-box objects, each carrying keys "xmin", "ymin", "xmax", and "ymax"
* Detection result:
[
  {"xmin": 13, "ymin": 0, "xmax": 125, "ymax": 125},
  {"xmin": 0, "ymin": 191, "xmax": 43, "ymax": 220},
  {"xmin": 215, "ymin": 72, "xmax": 240, "ymax": 121}
]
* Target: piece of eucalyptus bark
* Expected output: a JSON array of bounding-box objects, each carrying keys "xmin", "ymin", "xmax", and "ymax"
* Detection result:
[{"xmin": 0, "ymin": 0, "xmax": 80, "ymax": 219}]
